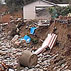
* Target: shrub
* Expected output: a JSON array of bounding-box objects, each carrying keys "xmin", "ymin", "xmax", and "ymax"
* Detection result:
[{"xmin": 49, "ymin": 6, "xmax": 71, "ymax": 18}]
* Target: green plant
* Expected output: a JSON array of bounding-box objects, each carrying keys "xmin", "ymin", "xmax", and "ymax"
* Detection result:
[
  {"xmin": 31, "ymin": 38, "xmax": 38, "ymax": 44},
  {"xmin": 49, "ymin": 6, "xmax": 71, "ymax": 17}
]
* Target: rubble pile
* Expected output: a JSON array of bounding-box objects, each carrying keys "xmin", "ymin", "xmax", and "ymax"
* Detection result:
[
  {"xmin": 0, "ymin": 18, "xmax": 71, "ymax": 71},
  {"xmin": 0, "ymin": 32, "xmax": 22, "ymax": 71}
]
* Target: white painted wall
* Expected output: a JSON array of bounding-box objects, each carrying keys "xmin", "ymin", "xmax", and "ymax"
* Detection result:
[
  {"xmin": 23, "ymin": 1, "xmax": 52, "ymax": 20},
  {"xmin": 0, "ymin": 0, "xmax": 6, "ymax": 4}
]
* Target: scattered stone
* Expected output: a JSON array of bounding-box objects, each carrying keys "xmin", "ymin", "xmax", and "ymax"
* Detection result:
[
  {"xmin": 38, "ymin": 69, "xmax": 43, "ymax": 71},
  {"xmin": 28, "ymin": 68, "xmax": 35, "ymax": 71},
  {"xmin": 11, "ymin": 35, "xmax": 19, "ymax": 42},
  {"xmin": 35, "ymin": 64, "xmax": 40, "ymax": 68},
  {"xmin": 43, "ymin": 67, "xmax": 48, "ymax": 71},
  {"xmin": 64, "ymin": 69, "xmax": 71, "ymax": 71}
]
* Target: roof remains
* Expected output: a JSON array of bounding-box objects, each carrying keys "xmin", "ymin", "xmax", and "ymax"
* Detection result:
[
  {"xmin": 24, "ymin": 0, "xmax": 69, "ymax": 7},
  {"xmin": 41, "ymin": 0, "xmax": 56, "ymax": 6},
  {"xmin": 24, "ymin": 0, "xmax": 57, "ymax": 6}
]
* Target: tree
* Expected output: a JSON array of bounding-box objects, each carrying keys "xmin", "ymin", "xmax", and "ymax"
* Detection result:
[
  {"xmin": 5, "ymin": 0, "xmax": 37, "ymax": 13},
  {"xmin": 0, "ymin": 0, "xmax": 2, "ymax": 5},
  {"xmin": 5, "ymin": 0, "xmax": 24, "ymax": 13}
]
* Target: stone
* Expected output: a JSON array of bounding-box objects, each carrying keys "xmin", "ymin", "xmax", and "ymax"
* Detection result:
[
  {"xmin": 21, "ymin": 70, "xmax": 25, "ymax": 71},
  {"xmin": 35, "ymin": 64, "xmax": 40, "ymax": 68},
  {"xmin": 43, "ymin": 68, "xmax": 48, "ymax": 71},
  {"xmin": 43, "ymin": 61, "xmax": 48, "ymax": 65},
  {"xmin": 64, "ymin": 69, "xmax": 71, "ymax": 71},
  {"xmin": 28, "ymin": 68, "xmax": 35, "ymax": 71},
  {"xmin": 11, "ymin": 35, "xmax": 19, "ymax": 42},
  {"xmin": 38, "ymin": 69, "xmax": 43, "ymax": 71},
  {"xmin": 57, "ymin": 68, "xmax": 61, "ymax": 71},
  {"xmin": 6, "ymin": 42, "xmax": 11, "ymax": 47},
  {"xmin": 64, "ymin": 66, "xmax": 68, "ymax": 69}
]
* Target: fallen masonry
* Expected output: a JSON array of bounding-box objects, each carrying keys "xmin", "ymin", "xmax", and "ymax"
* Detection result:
[{"xmin": 0, "ymin": 17, "xmax": 71, "ymax": 71}]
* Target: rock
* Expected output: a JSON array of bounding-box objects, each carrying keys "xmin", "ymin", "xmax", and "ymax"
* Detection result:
[
  {"xmin": 39, "ymin": 66, "xmax": 43, "ymax": 69},
  {"xmin": 38, "ymin": 54, "xmax": 43, "ymax": 57},
  {"xmin": 0, "ymin": 34, "xmax": 2, "ymax": 38},
  {"xmin": 43, "ymin": 61, "xmax": 48, "ymax": 65},
  {"xmin": 43, "ymin": 68, "xmax": 48, "ymax": 71},
  {"xmin": 35, "ymin": 64, "xmax": 40, "ymax": 68},
  {"xmin": 57, "ymin": 68, "xmax": 61, "ymax": 71},
  {"xmin": 38, "ymin": 69, "xmax": 43, "ymax": 71},
  {"xmin": 64, "ymin": 69, "xmax": 71, "ymax": 71},
  {"xmin": 11, "ymin": 35, "xmax": 19, "ymax": 42},
  {"xmin": 14, "ymin": 41, "xmax": 21, "ymax": 46},
  {"xmin": 6, "ymin": 42, "xmax": 11, "ymax": 47},
  {"xmin": 64, "ymin": 66, "xmax": 68, "ymax": 69},
  {"xmin": 44, "ymin": 55, "xmax": 52, "ymax": 58},
  {"xmin": 53, "ymin": 67, "xmax": 59, "ymax": 70},
  {"xmin": 61, "ymin": 63, "xmax": 67, "ymax": 68},
  {"xmin": 28, "ymin": 68, "xmax": 35, "ymax": 71},
  {"xmin": 21, "ymin": 70, "xmax": 24, "ymax": 71},
  {"xmin": 38, "ymin": 60, "xmax": 42, "ymax": 64},
  {"xmin": 25, "ymin": 67, "xmax": 29, "ymax": 70}
]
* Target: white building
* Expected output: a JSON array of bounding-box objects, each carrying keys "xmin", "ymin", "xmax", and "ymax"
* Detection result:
[
  {"xmin": 23, "ymin": 0, "xmax": 56, "ymax": 20},
  {"xmin": 0, "ymin": 0, "xmax": 6, "ymax": 4},
  {"xmin": 57, "ymin": 4, "xmax": 69, "ymax": 7}
]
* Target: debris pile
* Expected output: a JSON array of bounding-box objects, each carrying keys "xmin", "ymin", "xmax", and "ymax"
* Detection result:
[{"xmin": 0, "ymin": 16, "xmax": 71, "ymax": 71}]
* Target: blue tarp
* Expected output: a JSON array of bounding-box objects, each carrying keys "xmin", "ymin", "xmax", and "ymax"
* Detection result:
[
  {"xmin": 30, "ymin": 27, "xmax": 37, "ymax": 35},
  {"xmin": 19, "ymin": 35, "xmax": 31, "ymax": 43}
]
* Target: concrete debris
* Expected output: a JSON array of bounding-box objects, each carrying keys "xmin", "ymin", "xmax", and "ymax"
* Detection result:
[
  {"xmin": 11, "ymin": 35, "xmax": 19, "ymax": 42},
  {"xmin": 0, "ymin": 16, "xmax": 71, "ymax": 71}
]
